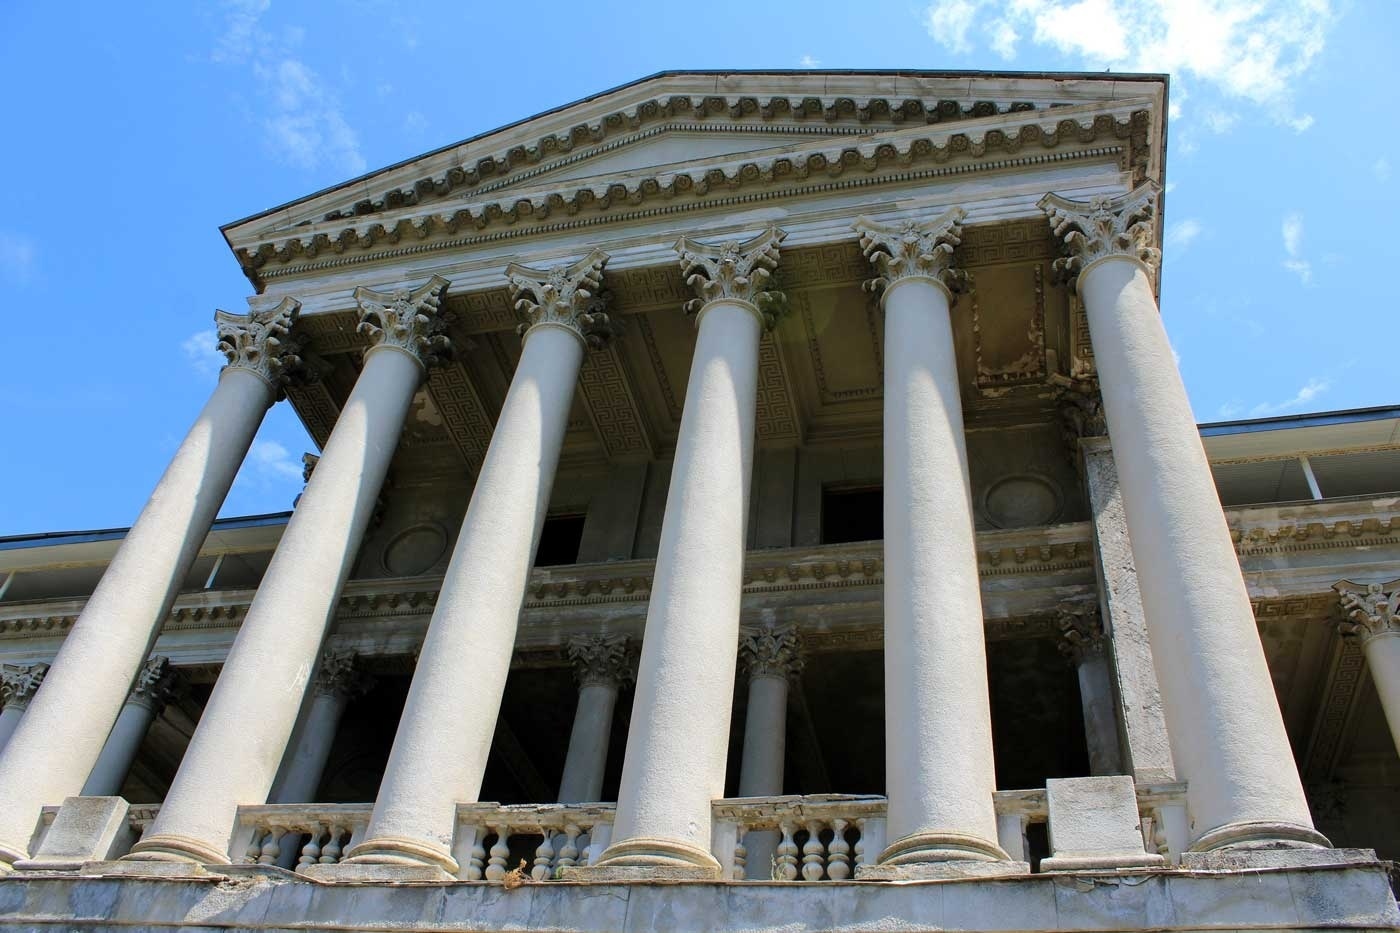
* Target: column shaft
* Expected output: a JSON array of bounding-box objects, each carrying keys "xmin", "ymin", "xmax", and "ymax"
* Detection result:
[
  {"xmin": 0, "ymin": 707, "xmax": 25, "ymax": 753},
  {"xmin": 271, "ymin": 691, "xmax": 350, "ymax": 805},
  {"xmin": 1078, "ymin": 255, "xmax": 1321, "ymax": 848},
  {"xmin": 557, "ymin": 682, "xmax": 620, "ymax": 804},
  {"xmin": 601, "ymin": 299, "xmax": 763, "ymax": 872},
  {"xmin": 1075, "ymin": 650, "xmax": 1123, "ymax": 776},
  {"xmin": 738, "ymin": 673, "xmax": 788, "ymax": 879},
  {"xmin": 880, "ymin": 274, "xmax": 1004, "ymax": 864},
  {"xmin": 129, "ymin": 345, "xmax": 426, "ymax": 863},
  {"xmin": 1362, "ymin": 635, "xmax": 1400, "ymax": 757},
  {"xmin": 347, "ymin": 325, "xmax": 584, "ymax": 871},
  {"xmin": 81, "ymin": 700, "xmax": 159, "ymax": 797},
  {"xmin": 0, "ymin": 365, "xmax": 276, "ymax": 865}
]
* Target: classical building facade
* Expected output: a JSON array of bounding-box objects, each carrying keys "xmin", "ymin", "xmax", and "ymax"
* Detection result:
[{"xmin": 0, "ymin": 70, "xmax": 1397, "ymax": 930}]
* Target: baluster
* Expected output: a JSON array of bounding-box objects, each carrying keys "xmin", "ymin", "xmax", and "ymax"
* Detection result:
[
  {"xmin": 244, "ymin": 829, "xmax": 265, "ymax": 865},
  {"xmin": 486, "ymin": 826, "xmax": 511, "ymax": 881},
  {"xmin": 258, "ymin": 828, "xmax": 284, "ymax": 865},
  {"xmin": 776, "ymin": 822, "xmax": 799, "ymax": 881},
  {"xmin": 298, "ymin": 824, "xmax": 323, "ymax": 869},
  {"xmin": 321, "ymin": 824, "xmax": 345, "ymax": 864},
  {"xmin": 556, "ymin": 823, "xmax": 581, "ymax": 873},
  {"xmin": 467, "ymin": 828, "xmax": 488, "ymax": 881},
  {"xmin": 733, "ymin": 825, "xmax": 748, "ymax": 881},
  {"xmin": 827, "ymin": 819, "xmax": 851, "ymax": 880},
  {"xmin": 531, "ymin": 828, "xmax": 555, "ymax": 881},
  {"xmin": 801, "ymin": 820, "xmax": 826, "ymax": 881}
]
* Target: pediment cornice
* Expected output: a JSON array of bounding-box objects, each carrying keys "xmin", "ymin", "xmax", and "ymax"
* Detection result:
[{"xmin": 236, "ymin": 98, "xmax": 1154, "ymax": 287}]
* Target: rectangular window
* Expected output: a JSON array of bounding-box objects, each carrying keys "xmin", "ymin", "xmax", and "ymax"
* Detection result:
[
  {"xmin": 820, "ymin": 486, "xmax": 883, "ymax": 544},
  {"xmin": 534, "ymin": 514, "xmax": 586, "ymax": 567}
]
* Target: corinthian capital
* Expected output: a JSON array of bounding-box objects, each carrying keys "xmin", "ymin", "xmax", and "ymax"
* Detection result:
[
  {"xmin": 853, "ymin": 207, "xmax": 967, "ymax": 295},
  {"xmin": 675, "ymin": 226, "xmax": 787, "ymax": 327},
  {"xmin": 313, "ymin": 649, "xmax": 374, "ymax": 700},
  {"xmin": 506, "ymin": 249, "xmax": 612, "ymax": 348},
  {"xmin": 216, "ymin": 297, "xmax": 304, "ymax": 394},
  {"xmin": 1056, "ymin": 599, "xmax": 1106, "ymax": 663},
  {"xmin": 129, "ymin": 656, "xmax": 181, "ymax": 712},
  {"xmin": 739, "ymin": 622, "xmax": 804, "ymax": 682},
  {"xmin": 354, "ymin": 275, "xmax": 452, "ymax": 369},
  {"xmin": 0, "ymin": 662, "xmax": 49, "ymax": 711},
  {"xmin": 566, "ymin": 634, "xmax": 635, "ymax": 689},
  {"xmin": 1039, "ymin": 182, "xmax": 1162, "ymax": 281},
  {"xmin": 1334, "ymin": 579, "xmax": 1400, "ymax": 644}
]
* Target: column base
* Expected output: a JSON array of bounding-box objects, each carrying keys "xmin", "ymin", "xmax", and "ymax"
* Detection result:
[
  {"xmin": 583, "ymin": 836, "xmax": 723, "ymax": 880},
  {"xmin": 879, "ymin": 830, "xmax": 1012, "ymax": 866},
  {"xmin": 124, "ymin": 833, "xmax": 232, "ymax": 866},
  {"xmin": 342, "ymin": 835, "xmax": 459, "ymax": 876},
  {"xmin": 0, "ymin": 841, "xmax": 30, "ymax": 873},
  {"xmin": 1188, "ymin": 820, "xmax": 1331, "ymax": 853}
]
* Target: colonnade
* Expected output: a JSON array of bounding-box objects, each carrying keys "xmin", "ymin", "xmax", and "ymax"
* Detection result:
[{"xmin": 0, "ymin": 184, "xmax": 1335, "ymax": 875}]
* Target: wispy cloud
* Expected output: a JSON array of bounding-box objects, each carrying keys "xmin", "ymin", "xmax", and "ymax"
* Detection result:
[
  {"xmin": 1165, "ymin": 218, "xmax": 1202, "ymax": 250},
  {"xmin": 799, "ymin": 54, "xmax": 821, "ymax": 67},
  {"xmin": 920, "ymin": 0, "xmax": 1332, "ymax": 131},
  {"xmin": 211, "ymin": 0, "xmax": 364, "ymax": 175},
  {"xmin": 182, "ymin": 329, "xmax": 224, "ymax": 380},
  {"xmin": 229, "ymin": 438, "xmax": 306, "ymax": 503},
  {"xmin": 1281, "ymin": 212, "xmax": 1311, "ymax": 283},
  {"xmin": 0, "ymin": 231, "xmax": 37, "ymax": 286},
  {"xmin": 1250, "ymin": 378, "xmax": 1329, "ymax": 417},
  {"xmin": 1376, "ymin": 158, "xmax": 1392, "ymax": 182}
]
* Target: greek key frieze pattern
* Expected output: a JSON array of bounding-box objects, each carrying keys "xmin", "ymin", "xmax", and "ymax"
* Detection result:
[
  {"xmin": 426, "ymin": 364, "xmax": 494, "ymax": 473},
  {"xmin": 578, "ymin": 343, "xmax": 653, "ymax": 459}
]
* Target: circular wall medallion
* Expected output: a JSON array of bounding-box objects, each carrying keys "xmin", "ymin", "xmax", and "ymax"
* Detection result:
[
  {"xmin": 982, "ymin": 474, "xmax": 1063, "ymax": 529},
  {"xmin": 381, "ymin": 523, "xmax": 448, "ymax": 577}
]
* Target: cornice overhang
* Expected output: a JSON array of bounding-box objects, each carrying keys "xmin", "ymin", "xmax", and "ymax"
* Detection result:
[{"xmin": 233, "ymin": 98, "xmax": 1156, "ymax": 288}]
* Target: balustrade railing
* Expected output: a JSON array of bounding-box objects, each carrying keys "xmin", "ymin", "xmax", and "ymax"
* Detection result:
[
  {"xmin": 454, "ymin": 802, "xmax": 616, "ymax": 881},
  {"xmin": 233, "ymin": 803, "xmax": 371, "ymax": 870}
]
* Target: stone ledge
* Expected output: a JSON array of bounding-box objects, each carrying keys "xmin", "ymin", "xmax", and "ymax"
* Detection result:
[
  {"xmin": 1179, "ymin": 845, "xmax": 1379, "ymax": 872},
  {"xmin": 0, "ymin": 860, "xmax": 1394, "ymax": 932}
]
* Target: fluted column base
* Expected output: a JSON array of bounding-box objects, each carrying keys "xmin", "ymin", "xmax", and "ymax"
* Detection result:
[
  {"xmin": 1189, "ymin": 820, "xmax": 1331, "ymax": 853},
  {"xmin": 125, "ymin": 833, "xmax": 231, "ymax": 865},
  {"xmin": 859, "ymin": 832, "xmax": 1029, "ymax": 880},
  {"xmin": 340, "ymin": 835, "xmax": 459, "ymax": 878},
  {"xmin": 580, "ymin": 836, "xmax": 722, "ymax": 880}
]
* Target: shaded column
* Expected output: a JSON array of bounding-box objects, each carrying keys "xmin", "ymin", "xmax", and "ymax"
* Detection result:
[
  {"xmin": 854, "ymin": 210, "xmax": 1015, "ymax": 874},
  {"xmin": 1041, "ymin": 185, "xmax": 1324, "ymax": 852},
  {"xmin": 1335, "ymin": 580, "xmax": 1400, "ymax": 758},
  {"xmin": 597, "ymin": 228, "xmax": 786, "ymax": 877},
  {"xmin": 127, "ymin": 277, "xmax": 450, "ymax": 865},
  {"xmin": 0, "ymin": 664, "xmax": 49, "ymax": 752},
  {"xmin": 558, "ymin": 634, "xmax": 633, "ymax": 804},
  {"xmin": 82, "ymin": 657, "xmax": 180, "ymax": 797},
  {"xmin": 736, "ymin": 622, "xmax": 803, "ymax": 879},
  {"xmin": 270, "ymin": 649, "xmax": 373, "ymax": 805},
  {"xmin": 0, "ymin": 300, "xmax": 301, "ymax": 868},
  {"xmin": 1056, "ymin": 601, "xmax": 1124, "ymax": 776},
  {"xmin": 342, "ymin": 254, "xmax": 611, "ymax": 876}
]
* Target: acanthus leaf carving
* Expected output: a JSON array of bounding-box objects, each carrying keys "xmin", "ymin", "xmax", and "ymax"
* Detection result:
[
  {"xmin": 354, "ymin": 275, "xmax": 453, "ymax": 369},
  {"xmin": 314, "ymin": 649, "xmax": 375, "ymax": 700},
  {"xmin": 566, "ymin": 634, "xmax": 635, "ymax": 689},
  {"xmin": 130, "ymin": 655, "xmax": 181, "ymax": 712},
  {"xmin": 215, "ymin": 296, "xmax": 305, "ymax": 396},
  {"xmin": 0, "ymin": 662, "xmax": 49, "ymax": 711},
  {"xmin": 738, "ymin": 622, "xmax": 804, "ymax": 682},
  {"xmin": 1334, "ymin": 579, "xmax": 1400, "ymax": 644},
  {"xmin": 505, "ymin": 248, "xmax": 613, "ymax": 348},
  {"xmin": 1056, "ymin": 598, "xmax": 1106, "ymax": 663},
  {"xmin": 1038, "ymin": 182, "xmax": 1161, "ymax": 282},
  {"xmin": 853, "ymin": 206, "xmax": 967, "ymax": 295},
  {"xmin": 675, "ymin": 226, "xmax": 788, "ymax": 327}
]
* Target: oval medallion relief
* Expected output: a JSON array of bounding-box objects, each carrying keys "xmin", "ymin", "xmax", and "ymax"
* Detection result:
[
  {"xmin": 381, "ymin": 522, "xmax": 448, "ymax": 577},
  {"xmin": 982, "ymin": 474, "xmax": 1063, "ymax": 529}
]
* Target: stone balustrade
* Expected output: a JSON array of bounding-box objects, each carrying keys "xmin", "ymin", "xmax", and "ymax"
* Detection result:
[
  {"xmin": 455, "ymin": 802, "xmax": 616, "ymax": 881},
  {"xmin": 234, "ymin": 803, "xmax": 370, "ymax": 870}
]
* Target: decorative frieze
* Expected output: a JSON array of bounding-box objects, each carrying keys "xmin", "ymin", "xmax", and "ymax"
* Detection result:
[
  {"xmin": 675, "ymin": 227, "xmax": 787, "ymax": 326},
  {"xmin": 313, "ymin": 649, "xmax": 374, "ymax": 701},
  {"xmin": 1056, "ymin": 600, "xmax": 1107, "ymax": 663},
  {"xmin": 1333, "ymin": 579, "xmax": 1400, "ymax": 644},
  {"xmin": 215, "ymin": 297, "xmax": 305, "ymax": 394},
  {"xmin": 505, "ymin": 249, "xmax": 613, "ymax": 348},
  {"xmin": 0, "ymin": 663, "xmax": 48, "ymax": 711},
  {"xmin": 565, "ymin": 634, "xmax": 634, "ymax": 689},
  {"xmin": 738, "ymin": 622, "xmax": 804, "ymax": 681},
  {"xmin": 354, "ymin": 275, "xmax": 453, "ymax": 369},
  {"xmin": 852, "ymin": 206, "xmax": 966, "ymax": 294},
  {"xmin": 1039, "ymin": 182, "xmax": 1161, "ymax": 282}
]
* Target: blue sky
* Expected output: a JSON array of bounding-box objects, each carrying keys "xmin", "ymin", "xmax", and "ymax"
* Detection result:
[{"xmin": 0, "ymin": 0, "xmax": 1393, "ymax": 535}]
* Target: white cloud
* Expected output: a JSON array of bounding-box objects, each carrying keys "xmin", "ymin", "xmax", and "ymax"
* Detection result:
[
  {"xmin": 920, "ymin": 0, "xmax": 1332, "ymax": 129},
  {"xmin": 182, "ymin": 329, "xmax": 224, "ymax": 380},
  {"xmin": 1164, "ymin": 181, "xmax": 1177, "ymax": 194},
  {"xmin": 0, "ymin": 231, "xmax": 37, "ymax": 285},
  {"xmin": 1217, "ymin": 400, "xmax": 1243, "ymax": 419},
  {"xmin": 402, "ymin": 111, "xmax": 428, "ymax": 134},
  {"xmin": 1376, "ymin": 158, "xmax": 1392, "ymax": 182},
  {"xmin": 211, "ymin": 0, "xmax": 364, "ymax": 175},
  {"xmin": 246, "ymin": 440, "xmax": 303, "ymax": 480},
  {"xmin": 1202, "ymin": 109, "xmax": 1239, "ymax": 134},
  {"xmin": 1250, "ymin": 378, "xmax": 1329, "ymax": 417},
  {"xmin": 1281, "ymin": 212, "xmax": 1311, "ymax": 283},
  {"xmin": 1165, "ymin": 218, "xmax": 1202, "ymax": 249},
  {"xmin": 799, "ymin": 54, "xmax": 821, "ymax": 67},
  {"xmin": 229, "ymin": 438, "xmax": 306, "ymax": 503}
]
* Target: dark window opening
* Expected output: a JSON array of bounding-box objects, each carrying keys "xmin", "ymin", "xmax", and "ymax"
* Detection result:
[
  {"xmin": 820, "ymin": 486, "xmax": 883, "ymax": 544},
  {"xmin": 534, "ymin": 514, "xmax": 586, "ymax": 567}
]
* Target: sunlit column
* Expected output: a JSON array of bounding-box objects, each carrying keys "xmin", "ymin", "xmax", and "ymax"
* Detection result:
[
  {"xmin": 126, "ymin": 277, "xmax": 450, "ymax": 865},
  {"xmin": 557, "ymin": 634, "xmax": 633, "ymax": 804},
  {"xmin": 270, "ymin": 650, "xmax": 372, "ymax": 805},
  {"xmin": 1335, "ymin": 580, "xmax": 1400, "ymax": 758},
  {"xmin": 1041, "ymin": 185, "xmax": 1325, "ymax": 852},
  {"xmin": 81, "ymin": 657, "xmax": 180, "ymax": 797},
  {"xmin": 0, "ymin": 300, "xmax": 302, "ymax": 868},
  {"xmin": 736, "ymin": 622, "xmax": 803, "ymax": 878}
]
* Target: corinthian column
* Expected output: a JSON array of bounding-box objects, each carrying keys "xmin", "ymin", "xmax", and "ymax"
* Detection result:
[
  {"xmin": 1056, "ymin": 601, "xmax": 1123, "ymax": 776},
  {"xmin": 341, "ymin": 253, "xmax": 610, "ymax": 878},
  {"xmin": 595, "ymin": 228, "xmax": 786, "ymax": 877},
  {"xmin": 82, "ymin": 657, "xmax": 180, "ymax": 797},
  {"xmin": 0, "ymin": 664, "xmax": 49, "ymax": 751},
  {"xmin": 127, "ymin": 277, "xmax": 450, "ymax": 865},
  {"xmin": 0, "ymin": 300, "xmax": 301, "ymax": 868},
  {"xmin": 736, "ymin": 622, "xmax": 803, "ymax": 878},
  {"xmin": 1040, "ymin": 185, "xmax": 1325, "ymax": 852},
  {"xmin": 558, "ymin": 634, "xmax": 633, "ymax": 804},
  {"xmin": 271, "ymin": 649, "xmax": 372, "ymax": 805},
  {"xmin": 853, "ymin": 209, "xmax": 1016, "ymax": 875},
  {"xmin": 1335, "ymin": 580, "xmax": 1400, "ymax": 757}
]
